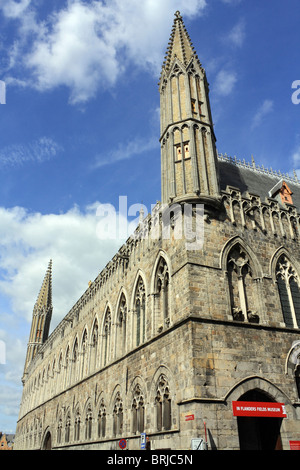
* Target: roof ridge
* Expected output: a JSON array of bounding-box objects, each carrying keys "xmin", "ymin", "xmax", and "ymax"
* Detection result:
[{"xmin": 218, "ymin": 152, "xmax": 300, "ymax": 186}]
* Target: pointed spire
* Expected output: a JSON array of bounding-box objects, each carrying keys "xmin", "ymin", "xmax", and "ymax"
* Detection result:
[
  {"xmin": 160, "ymin": 11, "xmax": 201, "ymax": 85},
  {"xmin": 35, "ymin": 259, "xmax": 52, "ymax": 312},
  {"xmin": 23, "ymin": 260, "xmax": 53, "ymax": 379}
]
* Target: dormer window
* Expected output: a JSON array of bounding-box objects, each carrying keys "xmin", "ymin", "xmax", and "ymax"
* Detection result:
[
  {"xmin": 280, "ymin": 182, "xmax": 293, "ymax": 205},
  {"xmin": 268, "ymin": 180, "xmax": 294, "ymax": 206}
]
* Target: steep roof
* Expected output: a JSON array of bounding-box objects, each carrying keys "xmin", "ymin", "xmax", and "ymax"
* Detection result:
[{"xmin": 218, "ymin": 154, "xmax": 300, "ymax": 210}]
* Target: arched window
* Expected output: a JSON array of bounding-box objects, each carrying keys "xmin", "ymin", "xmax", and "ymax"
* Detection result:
[
  {"xmin": 72, "ymin": 339, "xmax": 79, "ymax": 383},
  {"xmin": 132, "ymin": 384, "xmax": 145, "ymax": 434},
  {"xmin": 98, "ymin": 399, "xmax": 106, "ymax": 439},
  {"xmin": 57, "ymin": 417, "xmax": 62, "ymax": 445},
  {"xmin": 90, "ymin": 321, "xmax": 99, "ymax": 372},
  {"xmin": 103, "ymin": 308, "xmax": 111, "ymax": 366},
  {"xmin": 85, "ymin": 403, "xmax": 93, "ymax": 440},
  {"xmin": 155, "ymin": 258, "xmax": 170, "ymax": 331},
  {"xmin": 74, "ymin": 408, "xmax": 81, "ymax": 441},
  {"xmin": 135, "ymin": 278, "xmax": 146, "ymax": 347},
  {"xmin": 155, "ymin": 375, "xmax": 171, "ymax": 431},
  {"xmin": 276, "ymin": 255, "xmax": 300, "ymax": 328},
  {"xmin": 65, "ymin": 412, "xmax": 71, "ymax": 443},
  {"xmin": 116, "ymin": 294, "xmax": 127, "ymax": 357},
  {"xmin": 227, "ymin": 244, "xmax": 259, "ymax": 323},
  {"xmin": 113, "ymin": 392, "xmax": 123, "ymax": 437},
  {"xmin": 64, "ymin": 347, "xmax": 70, "ymax": 387},
  {"xmin": 81, "ymin": 330, "xmax": 88, "ymax": 379}
]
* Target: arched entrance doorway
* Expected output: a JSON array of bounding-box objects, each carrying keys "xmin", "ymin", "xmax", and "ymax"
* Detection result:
[
  {"xmin": 236, "ymin": 390, "xmax": 283, "ymax": 450},
  {"xmin": 42, "ymin": 431, "xmax": 52, "ymax": 450}
]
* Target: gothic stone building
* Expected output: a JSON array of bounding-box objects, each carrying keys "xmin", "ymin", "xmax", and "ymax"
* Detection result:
[{"xmin": 14, "ymin": 12, "xmax": 300, "ymax": 451}]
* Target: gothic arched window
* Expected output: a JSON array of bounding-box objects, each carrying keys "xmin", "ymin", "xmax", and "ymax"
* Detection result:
[
  {"xmin": 71, "ymin": 339, "xmax": 79, "ymax": 383},
  {"xmin": 65, "ymin": 412, "xmax": 71, "ymax": 443},
  {"xmin": 85, "ymin": 403, "xmax": 93, "ymax": 440},
  {"xmin": 90, "ymin": 321, "xmax": 99, "ymax": 372},
  {"xmin": 155, "ymin": 375, "xmax": 172, "ymax": 432},
  {"xmin": 155, "ymin": 258, "xmax": 170, "ymax": 331},
  {"xmin": 227, "ymin": 245, "xmax": 259, "ymax": 323},
  {"xmin": 113, "ymin": 392, "xmax": 123, "ymax": 437},
  {"xmin": 74, "ymin": 408, "xmax": 81, "ymax": 442},
  {"xmin": 132, "ymin": 384, "xmax": 145, "ymax": 434},
  {"xmin": 98, "ymin": 399, "xmax": 106, "ymax": 439},
  {"xmin": 135, "ymin": 277, "xmax": 146, "ymax": 347},
  {"xmin": 57, "ymin": 417, "xmax": 62, "ymax": 444},
  {"xmin": 116, "ymin": 294, "xmax": 127, "ymax": 357},
  {"xmin": 276, "ymin": 255, "xmax": 300, "ymax": 329},
  {"xmin": 81, "ymin": 330, "xmax": 88, "ymax": 379},
  {"xmin": 103, "ymin": 308, "xmax": 111, "ymax": 366}
]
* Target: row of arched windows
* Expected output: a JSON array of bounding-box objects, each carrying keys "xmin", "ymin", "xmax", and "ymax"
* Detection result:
[
  {"xmin": 21, "ymin": 257, "xmax": 171, "ymax": 416},
  {"xmin": 18, "ymin": 373, "xmax": 173, "ymax": 449},
  {"xmin": 21, "ymin": 246, "xmax": 300, "ymax": 419}
]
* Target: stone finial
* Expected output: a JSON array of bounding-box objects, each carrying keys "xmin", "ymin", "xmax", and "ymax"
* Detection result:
[{"xmin": 175, "ymin": 11, "xmax": 182, "ymax": 20}]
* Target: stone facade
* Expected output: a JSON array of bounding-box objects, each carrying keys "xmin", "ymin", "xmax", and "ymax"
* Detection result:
[{"xmin": 14, "ymin": 12, "xmax": 300, "ymax": 451}]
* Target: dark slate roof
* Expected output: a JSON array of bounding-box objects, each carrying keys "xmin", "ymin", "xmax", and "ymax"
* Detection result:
[{"xmin": 218, "ymin": 157, "xmax": 300, "ymax": 211}]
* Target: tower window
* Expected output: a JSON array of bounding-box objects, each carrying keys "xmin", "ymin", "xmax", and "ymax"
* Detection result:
[{"xmin": 175, "ymin": 142, "xmax": 190, "ymax": 162}]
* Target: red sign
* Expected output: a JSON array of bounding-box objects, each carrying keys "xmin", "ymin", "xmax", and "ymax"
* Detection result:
[
  {"xmin": 290, "ymin": 441, "xmax": 300, "ymax": 450},
  {"xmin": 232, "ymin": 401, "xmax": 287, "ymax": 418},
  {"xmin": 119, "ymin": 439, "xmax": 127, "ymax": 449},
  {"xmin": 185, "ymin": 414, "xmax": 195, "ymax": 421}
]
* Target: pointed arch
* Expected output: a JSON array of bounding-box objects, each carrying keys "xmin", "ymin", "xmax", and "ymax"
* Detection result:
[
  {"xmin": 220, "ymin": 236, "xmax": 263, "ymax": 278},
  {"xmin": 151, "ymin": 251, "xmax": 172, "ymax": 333},
  {"xmin": 131, "ymin": 271, "xmax": 147, "ymax": 349},
  {"xmin": 272, "ymin": 250, "xmax": 300, "ymax": 329},
  {"xmin": 114, "ymin": 289, "xmax": 128, "ymax": 359},
  {"xmin": 96, "ymin": 392, "xmax": 107, "ymax": 439},
  {"xmin": 110, "ymin": 385, "xmax": 124, "ymax": 437},
  {"xmin": 150, "ymin": 365, "xmax": 177, "ymax": 432},
  {"xmin": 83, "ymin": 397, "xmax": 93, "ymax": 441},
  {"xmin": 71, "ymin": 336, "xmax": 79, "ymax": 384},
  {"xmin": 80, "ymin": 327, "xmax": 89, "ymax": 380},
  {"xmin": 90, "ymin": 316, "xmax": 99, "ymax": 373},
  {"xmin": 101, "ymin": 304, "xmax": 112, "ymax": 367},
  {"xmin": 269, "ymin": 246, "xmax": 300, "ymax": 281},
  {"xmin": 221, "ymin": 237, "xmax": 262, "ymax": 323}
]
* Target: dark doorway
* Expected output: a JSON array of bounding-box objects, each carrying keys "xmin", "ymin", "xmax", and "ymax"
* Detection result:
[
  {"xmin": 237, "ymin": 390, "xmax": 283, "ymax": 450},
  {"xmin": 42, "ymin": 431, "xmax": 52, "ymax": 450}
]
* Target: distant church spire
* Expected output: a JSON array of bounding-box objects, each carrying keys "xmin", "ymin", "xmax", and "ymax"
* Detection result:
[
  {"xmin": 23, "ymin": 260, "xmax": 53, "ymax": 380},
  {"xmin": 159, "ymin": 12, "xmax": 221, "ymax": 211}
]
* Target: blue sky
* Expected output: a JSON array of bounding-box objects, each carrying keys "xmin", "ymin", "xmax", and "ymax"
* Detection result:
[{"xmin": 0, "ymin": 0, "xmax": 299, "ymax": 434}]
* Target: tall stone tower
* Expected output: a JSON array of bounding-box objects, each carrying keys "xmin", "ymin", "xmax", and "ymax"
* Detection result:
[
  {"xmin": 22, "ymin": 260, "xmax": 53, "ymax": 381},
  {"xmin": 159, "ymin": 11, "xmax": 221, "ymax": 212}
]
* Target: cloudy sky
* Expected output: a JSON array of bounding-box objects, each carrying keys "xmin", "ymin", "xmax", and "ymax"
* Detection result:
[{"xmin": 0, "ymin": 0, "xmax": 299, "ymax": 433}]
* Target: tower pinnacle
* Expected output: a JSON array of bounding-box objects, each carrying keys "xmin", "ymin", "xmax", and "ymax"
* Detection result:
[
  {"xmin": 22, "ymin": 260, "xmax": 53, "ymax": 380},
  {"xmin": 159, "ymin": 12, "xmax": 221, "ymax": 211}
]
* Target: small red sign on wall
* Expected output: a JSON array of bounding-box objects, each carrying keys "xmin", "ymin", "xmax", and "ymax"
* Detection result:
[
  {"xmin": 232, "ymin": 401, "xmax": 287, "ymax": 418},
  {"xmin": 290, "ymin": 441, "xmax": 300, "ymax": 450},
  {"xmin": 185, "ymin": 414, "xmax": 195, "ymax": 421}
]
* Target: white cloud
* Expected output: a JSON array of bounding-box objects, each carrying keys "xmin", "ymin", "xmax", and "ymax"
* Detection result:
[
  {"xmin": 251, "ymin": 99, "xmax": 274, "ymax": 129},
  {"xmin": 0, "ymin": 137, "xmax": 63, "ymax": 168},
  {"xmin": 0, "ymin": 202, "xmax": 134, "ymax": 327},
  {"xmin": 214, "ymin": 69, "xmax": 237, "ymax": 96},
  {"xmin": 0, "ymin": 0, "xmax": 32, "ymax": 19},
  {"xmin": 4, "ymin": 0, "xmax": 207, "ymax": 104},
  {"xmin": 226, "ymin": 19, "xmax": 246, "ymax": 48},
  {"xmin": 0, "ymin": 201, "xmax": 137, "ymax": 431},
  {"xmin": 93, "ymin": 136, "xmax": 158, "ymax": 168},
  {"xmin": 292, "ymin": 145, "xmax": 300, "ymax": 166},
  {"xmin": 291, "ymin": 144, "xmax": 300, "ymax": 180}
]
